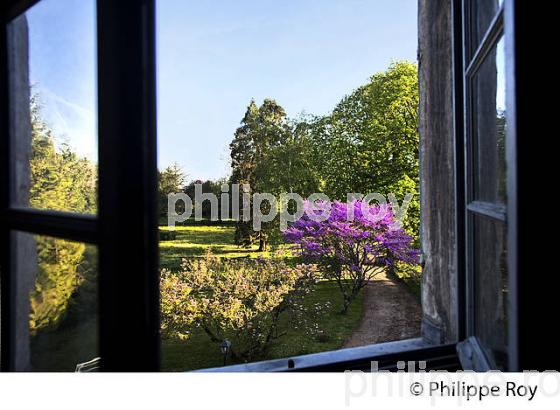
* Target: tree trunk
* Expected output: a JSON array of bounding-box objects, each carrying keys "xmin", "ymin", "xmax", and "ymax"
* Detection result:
[{"xmin": 258, "ymin": 237, "xmax": 267, "ymax": 252}]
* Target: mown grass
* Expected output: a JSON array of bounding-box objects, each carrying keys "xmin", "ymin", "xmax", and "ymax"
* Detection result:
[{"xmin": 159, "ymin": 224, "xmax": 294, "ymax": 270}]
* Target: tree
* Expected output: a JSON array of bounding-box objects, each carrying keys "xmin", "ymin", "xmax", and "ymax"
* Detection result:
[
  {"xmin": 305, "ymin": 61, "xmax": 420, "ymax": 239},
  {"xmin": 260, "ymin": 116, "xmax": 322, "ymax": 197},
  {"xmin": 184, "ymin": 178, "xmax": 228, "ymax": 220},
  {"xmin": 229, "ymin": 99, "xmax": 291, "ymax": 251},
  {"xmin": 158, "ymin": 163, "xmax": 187, "ymax": 218},
  {"xmin": 283, "ymin": 200, "xmax": 419, "ymax": 313}
]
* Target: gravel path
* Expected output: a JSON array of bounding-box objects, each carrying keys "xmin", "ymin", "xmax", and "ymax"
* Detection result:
[{"xmin": 343, "ymin": 271, "xmax": 422, "ymax": 348}]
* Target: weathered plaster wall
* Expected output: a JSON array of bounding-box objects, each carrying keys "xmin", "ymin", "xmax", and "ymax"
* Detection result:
[{"xmin": 418, "ymin": 0, "xmax": 458, "ymax": 343}]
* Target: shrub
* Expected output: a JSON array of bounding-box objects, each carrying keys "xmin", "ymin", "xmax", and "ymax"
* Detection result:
[
  {"xmin": 283, "ymin": 200, "xmax": 419, "ymax": 313},
  {"xmin": 160, "ymin": 252, "xmax": 317, "ymax": 361}
]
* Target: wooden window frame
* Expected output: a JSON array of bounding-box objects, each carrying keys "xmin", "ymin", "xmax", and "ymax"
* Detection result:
[
  {"xmin": 457, "ymin": 1, "xmax": 507, "ymax": 371},
  {"xmin": 1, "ymin": 0, "xmax": 159, "ymax": 371},
  {"xmin": 455, "ymin": 0, "xmax": 546, "ymax": 372}
]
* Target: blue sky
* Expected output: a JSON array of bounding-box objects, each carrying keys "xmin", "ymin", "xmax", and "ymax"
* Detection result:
[
  {"xmin": 27, "ymin": 0, "xmax": 418, "ymax": 180},
  {"xmin": 27, "ymin": 0, "xmax": 97, "ymax": 159}
]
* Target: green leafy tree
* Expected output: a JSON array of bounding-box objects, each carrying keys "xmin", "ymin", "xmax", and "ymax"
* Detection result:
[
  {"xmin": 158, "ymin": 163, "xmax": 187, "ymax": 218},
  {"xmin": 184, "ymin": 178, "xmax": 228, "ymax": 220},
  {"xmin": 306, "ymin": 61, "xmax": 420, "ymax": 238},
  {"xmin": 260, "ymin": 117, "xmax": 322, "ymax": 197},
  {"xmin": 229, "ymin": 99, "xmax": 291, "ymax": 251}
]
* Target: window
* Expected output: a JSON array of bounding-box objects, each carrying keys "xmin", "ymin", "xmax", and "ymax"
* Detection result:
[
  {"xmin": 1, "ymin": 0, "xmax": 159, "ymax": 371},
  {"xmin": 0, "ymin": 0, "xmax": 543, "ymax": 372},
  {"xmin": 457, "ymin": 1, "xmax": 510, "ymax": 371}
]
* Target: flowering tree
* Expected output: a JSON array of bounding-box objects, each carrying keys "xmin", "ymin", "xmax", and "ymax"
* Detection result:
[
  {"xmin": 283, "ymin": 200, "xmax": 419, "ymax": 313},
  {"xmin": 160, "ymin": 252, "xmax": 317, "ymax": 361}
]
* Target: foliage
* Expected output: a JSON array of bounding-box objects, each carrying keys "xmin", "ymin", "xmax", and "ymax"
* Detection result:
[
  {"xmin": 158, "ymin": 163, "xmax": 187, "ymax": 217},
  {"xmin": 227, "ymin": 62, "xmax": 420, "ymax": 243},
  {"xmin": 229, "ymin": 99, "xmax": 291, "ymax": 251},
  {"xmin": 283, "ymin": 200, "xmax": 419, "ymax": 313},
  {"xmin": 229, "ymin": 99, "xmax": 325, "ymax": 251},
  {"xmin": 304, "ymin": 61, "xmax": 420, "ymax": 238},
  {"xmin": 184, "ymin": 178, "xmax": 229, "ymax": 219},
  {"xmin": 389, "ymin": 260, "xmax": 422, "ymax": 299},
  {"xmin": 161, "ymin": 279, "xmax": 363, "ymax": 371},
  {"xmin": 160, "ymin": 252, "xmax": 317, "ymax": 361},
  {"xmin": 30, "ymin": 96, "xmax": 97, "ymax": 214},
  {"xmin": 28, "ymin": 96, "xmax": 97, "ymax": 333},
  {"xmin": 29, "ymin": 238, "xmax": 89, "ymax": 333}
]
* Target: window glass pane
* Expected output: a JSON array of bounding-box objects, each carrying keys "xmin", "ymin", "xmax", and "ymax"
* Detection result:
[
  {"xmin": 471, "ymin": 37, "xmax": 506, "ymax": 203},
  {"xmin": 473, "ymin": 215, "xmax": 508, "ymax": 369},
  {"xmin": 468, "ymin": 0, "xmax": 502, "ymax": 56},
  {"xmin": 13, "ymin": 232, "xmax": 98, "ymax": 371},
  {"xmin": 8, "ymin": 0, "xmax": 97, "ymax": 214}
]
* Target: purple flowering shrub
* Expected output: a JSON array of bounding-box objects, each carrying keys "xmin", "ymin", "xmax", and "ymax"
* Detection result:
[{"xmin": 283, "ymin": 200, "xmax": 419, "ymax": 313}]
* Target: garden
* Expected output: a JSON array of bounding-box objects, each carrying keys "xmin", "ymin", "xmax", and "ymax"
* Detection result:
[{"xmin": 158, "ymin": 199, "xmax": 419, "ymax": 370}]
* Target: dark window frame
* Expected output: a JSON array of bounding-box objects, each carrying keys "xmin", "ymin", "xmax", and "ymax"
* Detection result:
[
  {"xmin": 0, "ymin": 0, "xmax": 539, "ymax": 372},
  {"xmin": 455, "ymin": 0, "xmax": 544, "ymax": 372},
  {"xmin": 459, "ymin": 1, "xmax": 507, "ymax": 371},
  {"xmin": 1, "ymin": 0, "xmax": 159, "ymax": 371}
]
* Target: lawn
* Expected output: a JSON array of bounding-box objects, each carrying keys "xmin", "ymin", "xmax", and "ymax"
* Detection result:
[
  {"xmin": 31, "ymin": 222, "xmax": 364, "ymax": 371},
  {"xmin": 159, "ymin": 224, "xmax": 293, "ymax": 270}
]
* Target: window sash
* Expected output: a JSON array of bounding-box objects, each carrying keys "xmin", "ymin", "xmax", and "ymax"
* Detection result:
[
  {"xmin": 0, "ymin": 0, "xmax": 159, "ymax": 371},
  {"xmin": 458, "ymin": 0, "xmax": 521, "ymax": 371}
]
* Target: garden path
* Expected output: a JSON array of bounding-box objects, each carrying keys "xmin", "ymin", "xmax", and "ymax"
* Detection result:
[{"xmin": 342, "ymin": 271, "xmax": 422, "ymax": 348}]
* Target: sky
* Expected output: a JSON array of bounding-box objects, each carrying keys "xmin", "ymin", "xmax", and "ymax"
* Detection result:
[{"xmin": 26, "ymin": 0, "xmax": 418, "ymax": 181}]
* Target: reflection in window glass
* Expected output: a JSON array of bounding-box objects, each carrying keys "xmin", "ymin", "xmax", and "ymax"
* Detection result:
[
  {"xmin": 468, "ymin": 0, "xmax": 502, "ymax": 57},
  {"xmin": 472, "ymin": 37, "xmax": 506, "ymax": 204},
  {"xmin": 473, "ymin": 216, "xmax": 508, "ymax": 369},
  {"xmin": 13, "ymin": 232, "xmax": 98, "ymax": 371},
  {"xmin": 9, "ymin": 0, "xmax": 97, "ymax": 214}
]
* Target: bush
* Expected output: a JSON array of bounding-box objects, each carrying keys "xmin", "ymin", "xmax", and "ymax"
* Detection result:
[{"xmin": 160, "ymin": 252, "xmax": 317, "ymax": 361}]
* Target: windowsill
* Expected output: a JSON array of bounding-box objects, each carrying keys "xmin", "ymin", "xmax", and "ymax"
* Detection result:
[{"xmin": 197, "ymin": 338, "xmax": 430, "ymax": 372}]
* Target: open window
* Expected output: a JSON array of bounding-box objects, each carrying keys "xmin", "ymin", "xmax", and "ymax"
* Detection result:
[
  {"xmin": 456, "ymin": 1, "xmax": 509, "ymax": 371},
  {"xmin": 0, "ymin": 0, "xmax": 546, "ymax": 372}
]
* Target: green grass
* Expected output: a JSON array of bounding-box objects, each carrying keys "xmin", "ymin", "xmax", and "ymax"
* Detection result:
[{"xmin": 159, "ymin": 224, "xmax": 293, "ymax": 270}]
